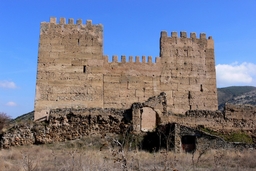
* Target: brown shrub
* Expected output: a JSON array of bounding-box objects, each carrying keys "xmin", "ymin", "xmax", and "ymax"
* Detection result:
[{"xmin": 0, "ymin": 112, "xmax": 11, "ymax": 132}]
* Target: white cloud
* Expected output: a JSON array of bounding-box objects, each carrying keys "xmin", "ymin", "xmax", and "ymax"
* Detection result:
[
  {"xmin": 216, "ymin": 62, "xmax": 256, "ymax": 87},
  {"xmin": 6, "ymin": 101, "xmax": 17, "ymax": 107},
  {"xmin": 0, "ymin": 81, "xmax": 17, "ymax": 89}
]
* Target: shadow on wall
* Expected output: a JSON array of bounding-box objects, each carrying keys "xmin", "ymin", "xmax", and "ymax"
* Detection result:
[{"xmin": 122, "ymin": 108, "xmax": 132, "ymax": 124}]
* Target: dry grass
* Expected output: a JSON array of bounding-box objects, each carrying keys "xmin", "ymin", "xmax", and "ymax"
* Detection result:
[{"xmin": 0, "ymin": 143, "xmax": 255, "ymax": 171}]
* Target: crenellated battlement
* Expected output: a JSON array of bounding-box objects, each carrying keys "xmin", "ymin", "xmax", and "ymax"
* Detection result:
[
  {"xmin": 40, "ymin": 17, "xmax": 103, "ymax": 35},
  {"xmin": 47, "ymin": 17, "xmax": 97, "ymax": 26},
  {"xmin": 39, "ymin": 17, "xmax": 103, "ymax": 59},
  {"xmin": 161, "ymin": 31, "xmax": 212, "ymax": 40},
  {"xmin": 103, "ymin": 55, "xmax": 161, "ymax": 64}
]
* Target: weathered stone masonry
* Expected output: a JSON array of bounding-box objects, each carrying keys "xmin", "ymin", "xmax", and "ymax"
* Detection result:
[
  {"xmin": 34, "ymin": 17, "xmax": 217, "ymax": 120},
  {"xmin": 2, "ymin": 102, "xmax": 255, "ymax": 150}
]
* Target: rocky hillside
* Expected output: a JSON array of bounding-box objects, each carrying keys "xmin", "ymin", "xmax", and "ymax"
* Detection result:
[{"xmin": 217, "ymin": 86, "xmax": 256, "ymax": 110}]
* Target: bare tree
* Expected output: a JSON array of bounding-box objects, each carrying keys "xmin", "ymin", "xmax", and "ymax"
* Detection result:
[
  {"xmin": 0, "ymin": 112, "xmax": 11, "ymax": 133},
  {"xmin": 21, "ymin": 150, "xmax": 38, "ymax": 171}
]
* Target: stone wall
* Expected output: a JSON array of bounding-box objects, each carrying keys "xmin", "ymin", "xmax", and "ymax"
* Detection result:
[
  {"xmin": 160, "ymin": 31, "xmax": 217, "ymax": 113},
  {"xmin": 168, "ymin": 109, "xmax": 256, "ymax": 132},
  {"xmin": 1, "ymin": 108, "xmax": 131, "ymax": 149},
  {"xmin": 224, "ymin": 103, "xmax": 256, "ymax": 120},
  {"xmin": 1, "ymin": 96, "xmax": 256, "ymax": 150},
  {"xmin": 132, "ymin": 92, "xmax": 167, "ymax": 132},
  {"xmin": 35, "ymin": 18, "xmax": 104, "ymax": 120},
  {"xmin": 34, "ymin": 17, "xmax": 218, "ymax": 121}
]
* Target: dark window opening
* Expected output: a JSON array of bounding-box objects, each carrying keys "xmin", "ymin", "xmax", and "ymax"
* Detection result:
[
  {"xmin": 78, "ymin": 39, "xmax": 80, "ymax": 45},
  {"xmin": 188, "ymin": 91, "xmax": 191, "ymax": 99},
  {"xmin": 181, "ymin": 135, "xmax": 196, "ymax": 153},
  {"xmin": 83, "ymin": 66, "xmax": 86, "ymax": 73},
  {"xmin": 200, "ymin": 84, "xmax": 203, "ymax": 92}
]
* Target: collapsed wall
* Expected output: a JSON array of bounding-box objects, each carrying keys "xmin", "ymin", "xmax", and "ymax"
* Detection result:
[
  {"xmin": 3, "ymin": 93, "xmax": 255, "ymax": 150},
  {"xmin": 1, "ymin": 108, "xmax": 131, "ymax": 149}
]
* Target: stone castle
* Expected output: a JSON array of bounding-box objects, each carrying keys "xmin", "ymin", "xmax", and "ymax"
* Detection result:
[
  {"xmin": 34, "ymin": 17, "xmax": 217, "ymax": 121},
  {"xmin": 2, "ymin": 18, "xmax": 256, "ymax": 152}
]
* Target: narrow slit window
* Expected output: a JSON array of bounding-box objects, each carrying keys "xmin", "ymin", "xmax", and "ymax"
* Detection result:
[
  {"xmin": 78, "ymin": 39, "xmax": 80, "ymax": 45},
  {"xmin": 83, "ymin": 66, "xmax": 86, "ymax": 73},
  {"xmin": 188, "ymin": 91, "xmax": 191, "ymax": 99},
  {"xmin": 200, "ymin": 84, "xmax": 203, "ymax": 92}
]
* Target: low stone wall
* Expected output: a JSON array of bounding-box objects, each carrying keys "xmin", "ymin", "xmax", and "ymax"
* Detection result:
[
  {"xmin": 224, "ymin": 103, "xmax": 256, "ymax": 120},
  {"xmin": 185, "ymin": 110, "xmax": 224, "ymax": 118},
  {"xmin": 168, "ymin": 107, "xmax": 256, "ymax": 132},
  {"xmin": 1, "ymin": 108, "xmax": 131, "ymax": 149}
]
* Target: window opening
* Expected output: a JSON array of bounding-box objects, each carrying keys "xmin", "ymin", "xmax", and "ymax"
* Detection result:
[
  {"xmin": 83, "ymin": 66, "xmax": 86, "ymax": 73},
  {"xmin": 181, "ymin": 135, "xmax": 196, "ymax": 153},
  {"xmin": 188, "ymin": 91, "xmax": 191, "ymax": 99}
]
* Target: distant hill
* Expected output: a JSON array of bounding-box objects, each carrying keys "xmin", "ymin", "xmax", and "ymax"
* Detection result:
[
  {"xmin": 11, "ymin": 111, "xmax": 34, "ymax": 124},
  {"xmin": 217, "ymin": 86, "xmax": 256, "ymax": 110}
]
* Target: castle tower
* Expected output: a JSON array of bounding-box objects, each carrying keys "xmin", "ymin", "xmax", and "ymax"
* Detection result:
[
  {"xmin": 159, "ymin": 31, "xmax": 218, "ymax": 113},
  {"xmin": 34, "ymin": 17, "xmax": 218, "ymax": 121},
  {"xmin": 34, "ymin": 17, "xmax": 104, "ymax": 120}
]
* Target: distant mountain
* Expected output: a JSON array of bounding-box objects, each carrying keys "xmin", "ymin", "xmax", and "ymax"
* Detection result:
[{"xmin": 217, "ymin": 86, "xmax": 256, "ymax": 110}]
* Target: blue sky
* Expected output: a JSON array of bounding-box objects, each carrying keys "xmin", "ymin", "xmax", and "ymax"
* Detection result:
[{"xmin": 0, "ymin": 0, "xmax": 256, "ymax": 118}]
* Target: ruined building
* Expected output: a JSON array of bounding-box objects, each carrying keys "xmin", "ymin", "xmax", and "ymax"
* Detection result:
[{"xmin": 34, "ymin": 17, "xmax": 217, "ymax": 121}]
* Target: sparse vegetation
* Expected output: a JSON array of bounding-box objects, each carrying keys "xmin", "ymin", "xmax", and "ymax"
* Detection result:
[
  {"xmin": 199, "ymin": 127, "xmax": 253, "ymax": 144},
  {"xmin": 0, "ymin": 144, "xmax": 255, "ymax": 171},
  {"xmin": 226, "ymin": 132, "xmax": 253, "ymax": 144},
  {"xmin": 0, "ymin": 112, "xmax": 11, "ymax": 133}
]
